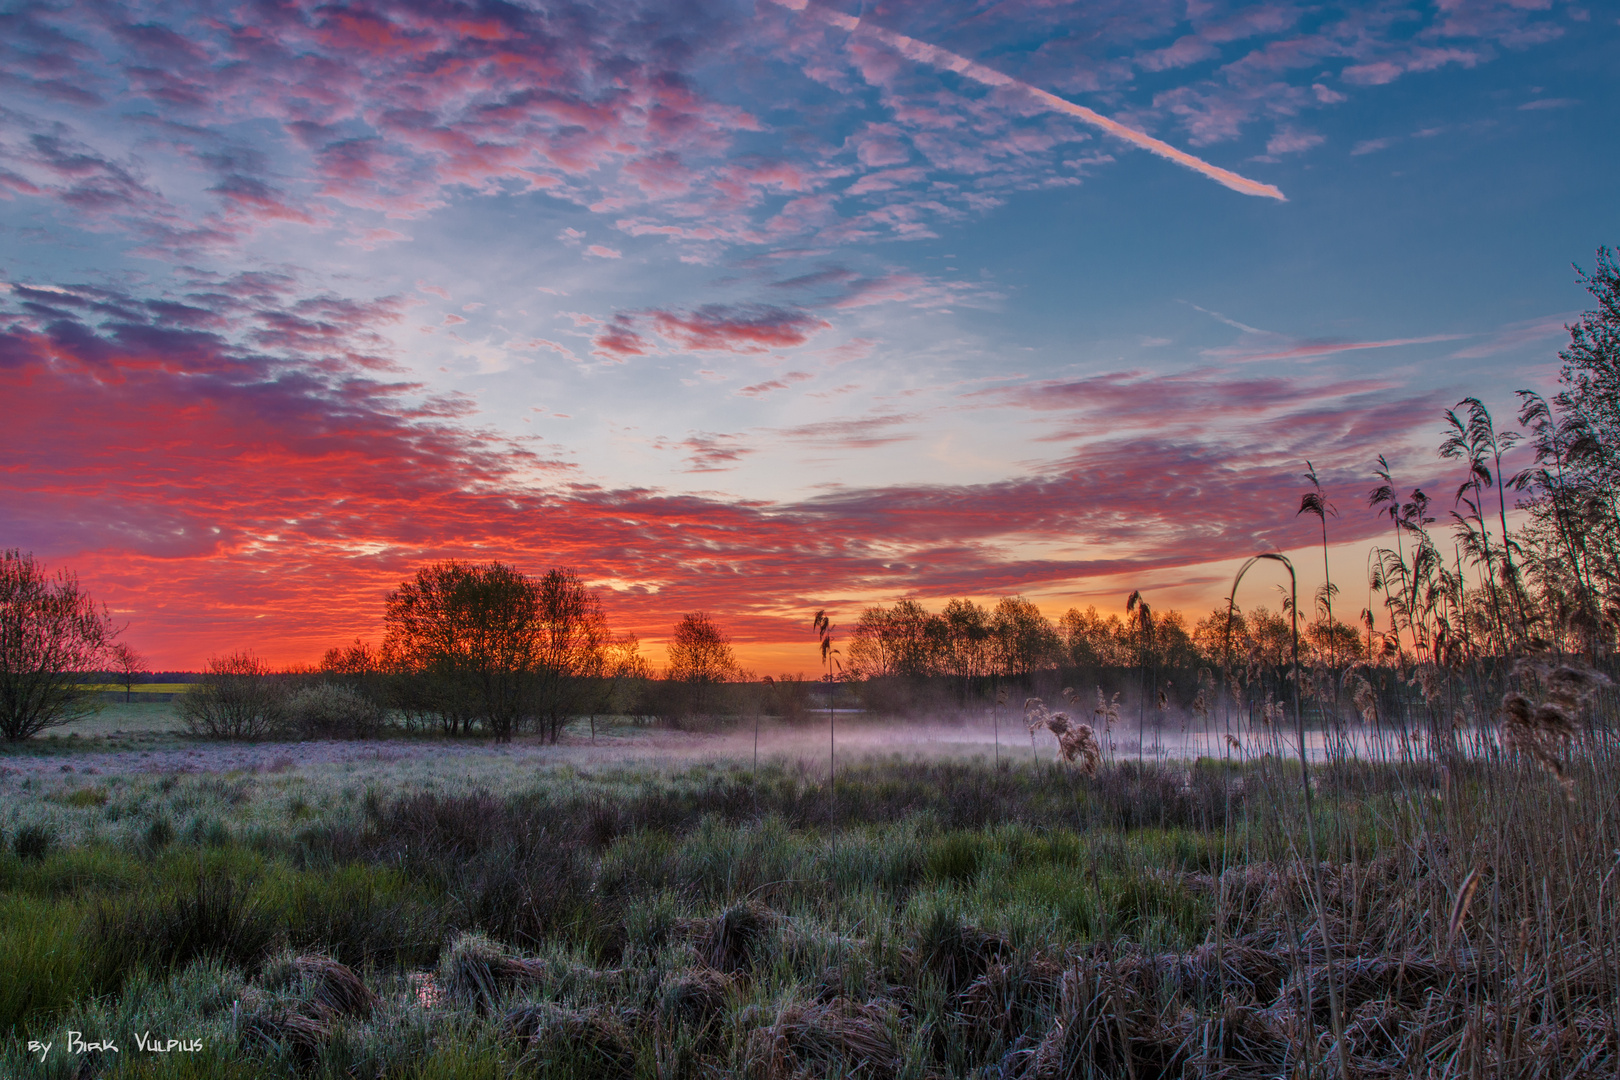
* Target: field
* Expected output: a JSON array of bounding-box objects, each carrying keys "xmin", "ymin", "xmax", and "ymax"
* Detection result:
[{"xmin": 2, "ymin": 700, "xmax": 1617, "ymax": 1080}]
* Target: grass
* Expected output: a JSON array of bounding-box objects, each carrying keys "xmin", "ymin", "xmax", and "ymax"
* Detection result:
[
  {"xmin": 0, "ymin": 700, "xmax": 189, "ymax": 750},
  {"xmin": 0, "ymin": 731, "xmax": 1615, "ymax": 1078}
]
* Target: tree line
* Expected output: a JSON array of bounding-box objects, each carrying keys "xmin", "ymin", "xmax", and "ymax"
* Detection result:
[{"xmin": 251, "ymin": 562, "xmax": 758, "ymax": 743}]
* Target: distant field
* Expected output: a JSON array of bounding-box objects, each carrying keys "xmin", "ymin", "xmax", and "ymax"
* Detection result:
[
  {"xmin": 33, "ymin": 700, "xmax": 188, "ymax": 742},
  {"xmin": 76, "ymin": 683, "xmax": 194, "ymax": 694}
]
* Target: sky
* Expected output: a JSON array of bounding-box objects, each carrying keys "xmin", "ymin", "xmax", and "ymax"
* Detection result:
[{"xmin": 2, "ymin": 0, "xmax": 1616, "ymax": 672}]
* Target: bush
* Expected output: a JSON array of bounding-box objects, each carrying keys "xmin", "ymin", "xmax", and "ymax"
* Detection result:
[
  {"xmin": 179, "ymin": 653, "xmax": 287, "ymax": 740},
  {"xmin": 284, "ymin": 682, "xmax": 384, "ymax": 740},
  {"xmin": 95, "ymin": 869, "xmax": 281, "ymax": 974},
  {"xmin": 13, "ymin": 823, "xmax": 55, "ymax": 861}
]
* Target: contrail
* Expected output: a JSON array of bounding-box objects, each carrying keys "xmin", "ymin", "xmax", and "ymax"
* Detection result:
[{"xmin": 770, "ymin": 0, "xmax": 1286, "ymax": 201}]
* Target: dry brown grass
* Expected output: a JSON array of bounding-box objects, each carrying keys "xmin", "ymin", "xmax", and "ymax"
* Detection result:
[{"xmin": 744, "ymin": 998, "xmax": 899, "ymax": 1079}]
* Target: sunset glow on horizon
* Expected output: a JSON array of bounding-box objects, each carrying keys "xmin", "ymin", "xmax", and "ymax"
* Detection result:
[{"xmin": 2, "ymin": 0, "xmax": 1615, "ymax": 671}]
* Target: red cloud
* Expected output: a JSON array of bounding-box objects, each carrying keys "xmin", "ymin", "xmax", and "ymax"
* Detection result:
[{"xmin": 591, "ymin": 316, "xmax": 651, "ymax": 360}]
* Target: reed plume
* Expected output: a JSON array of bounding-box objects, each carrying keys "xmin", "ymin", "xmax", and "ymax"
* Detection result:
[{"xmin": 1500, "ymin": 659, "xmax": 1610, "ymax": 794}]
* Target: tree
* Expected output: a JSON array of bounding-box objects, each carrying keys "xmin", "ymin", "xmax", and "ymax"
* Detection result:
[
  {"xmin": 940, "ymin": 598, "xmax": 991, "ymax": 700},
  {"xmin": 321, "ymin": 637, "xmax": 381, "ymax": 676},
  {"xmin": 1556, "ymin": 247, "xmax": 1620, "ymax": 468},
  {"xmin": 1192, "ymin": 606, "xmax": 1247, "ymax": 666},
  {"xmin": 531, "ymin": 568, "xmax": 609, "ymax": 741},
  {"xmin": 667, "ymin": 612, "xmax": 740, "ymax": 714},
  {"xmin": 1508, "ymin": 248, "xmax": 1620, "ymax": 652},
  {"xmin": 1060, "ymin": 605, "xmax": 1132, "ymax": 667},
  {"xmin": 383, "ymin": 560, "xmax": 548, "ymax": 743},
  {"xmin": 579, "ymin": 631, "xmax": 649, "ymax": 740},
  {"xmin": 0, "ymin": 550, "xmax": 118, "ymax": 741},
  {"xmin": 847, "ymin": 600, "xmax": 937, "ymax": 680},
  {"xmin": 990, "ymin": 596, "xmax": 1059, "ymax": 680},
  {"xmin": 110, "ymin": 642, "xmax": 146, "ymax": 703}
]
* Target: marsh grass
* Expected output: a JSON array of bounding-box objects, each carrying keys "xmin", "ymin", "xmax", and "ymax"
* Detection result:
[{"xmin": 0, "ymin": 737, "xmax": 1615, "ymax": 1078}]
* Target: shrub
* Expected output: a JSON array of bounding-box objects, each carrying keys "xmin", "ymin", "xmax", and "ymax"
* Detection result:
[
  {"xmin": 13, "ymin": 823, "xmax": 55, "ymax": 861},
  {"xmin": 95, "ymin": 869, "xmax": 281, "ymax": 974},
  {"xmin": 179, "ymin": 653, "xmax": 287, "ymax": 740},
  {"xmin": 144, "ymin": 815, "xmax": 175, "ymax": 854},
  {"xmin": 284, "ymin": 682, "xmax": 384, "ymax": 740}
]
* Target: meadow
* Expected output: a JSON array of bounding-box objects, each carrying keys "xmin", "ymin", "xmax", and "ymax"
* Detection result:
[{"xmin": 2, "ymin": 694, "xmax": 1617, "ymax": 1080}]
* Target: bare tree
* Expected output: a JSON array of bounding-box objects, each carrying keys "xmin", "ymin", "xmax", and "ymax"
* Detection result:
[
  {"xmin": 110, "ymin": 642, "xmax": 146, "ymax": 703},
  {"xmin": 0, "ymin": 550, "xmax": 118, "ymax": 741}
]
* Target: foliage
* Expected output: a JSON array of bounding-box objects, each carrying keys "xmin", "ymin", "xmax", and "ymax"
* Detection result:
[
  {"xmin": 284, "ymin": 682, "xmax": 385, "ymax": 739},
  {"xmin": 531, "ymin": 568, "xmax": 613, "ymax": 740},
  {"xmin": 383, "ymin": 561, "xmax": 545, "ymax": 742},
  {"xmin": 0, "ymin": 549, "xmax": 117, "ymax": 741}
]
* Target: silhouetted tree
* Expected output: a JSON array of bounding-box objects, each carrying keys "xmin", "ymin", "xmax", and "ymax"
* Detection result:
[
  {"xmin": 941, "ymin": 598, "xmax": 991, "ymax": 701},
  {"xmin": 579, "ymin": 632, "xmax": 648, "ymax": 740},
  {"xmin": 321, "ymin": 637, "xmax": 382, "ymax": 676},
  {"xmin": 667, "ymin": 611, "xmax": 739, "ymax": 715},
  {"xmin": 384, "ymin": 560, "xmax": 549, "ymax": 742},
  {"xmin": 0, "ymin": 550, "xmax": 117, "ymax": 741},
  {"xmin": 110, "ymin": 642, "xmax": 146, "ymax": 703},
  {"xmin": 847, "ymin": 600, "xmax": 936, "ymax": 679},
  {"xmin": 990, "ymin": 596, "xmax": 1060, "ymax": 681},
  {"xmin": 532, "ymin": 568, "xmax": 608, "ymax": 741}
]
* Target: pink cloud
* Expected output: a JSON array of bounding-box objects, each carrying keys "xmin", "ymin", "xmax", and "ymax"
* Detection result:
[
  {"xmin": 1342, "ymin": 48, "xmax": 1481, "ymax": 86},
  {"xmin": 342, "ymin": 227, "xmax": 409, "ymax": 250},
  {"xmin": 520, "ymin": 338, "xmax": 581, "ymax": 362},
  {"xmin": 1447, "ymin": 315, "xmax": 1572, "ymax": 360},
  {"xmin": 736, "ymin": 371, "xmax": 814, "ymax": 397},
  {"xmin": 648, "ymin": 305, "xmax": 830, "ymax": 353},
  {"xmin": 668, "ymin": 432, "xmax": 755, "ymax": 472},
  {"xmin": 1265, "ymin": 127, "xmax": 1324, "ymax": 154},
  {"xmin": 0, "ymin": 0, "xmax": 1575, "ymax": 263},
  {"xmin": 1137, "ymin": 35, "xmax": 1219, "ymax": 73},
  {"xmin": 586, "ymin": 244, "xmax": 623, "ymax": 259},
  {"xmin": 776, "ymin": 413, "xmax": 917, "ymax": 449},
  {"xmin": 847, "ymin": 123, "xmax": 912, "ymax": 167}
]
